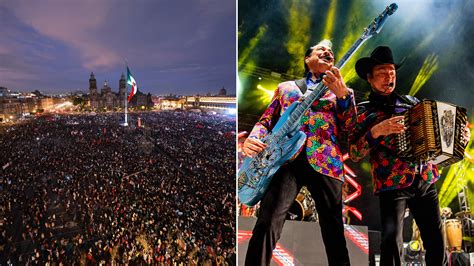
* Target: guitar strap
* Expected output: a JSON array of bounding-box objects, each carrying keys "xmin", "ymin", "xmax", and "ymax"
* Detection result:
[{"xmin": 295, "ymin": 78, "xmax": 307, "ymax": 95}]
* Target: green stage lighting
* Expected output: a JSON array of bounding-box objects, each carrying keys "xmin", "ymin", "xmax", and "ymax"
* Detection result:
[
  {"xmin": 284, "ymin": 0, "xmax": 311, "ymax": 76},
  {"xmin": 408, "ymin": 53, "xmax": 438, "ymax": 96}
]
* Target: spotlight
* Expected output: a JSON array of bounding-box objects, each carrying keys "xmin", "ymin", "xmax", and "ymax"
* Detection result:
[
  {"xmin": 409, "ymin": 240, "xmax": 421, "ymax": 253},
  {"xmin": 404, "ymin": 240, "xmax": 424, "ymax": 265}
]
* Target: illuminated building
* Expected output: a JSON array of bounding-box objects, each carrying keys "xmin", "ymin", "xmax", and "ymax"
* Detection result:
[
  {"xmin": 0, "ymin": 87, "xmax": 59, "ymax": 121},
  {"xmin": 88, "ymin": 72, "xmax": 153, "ymax": 111},
  {"xmin": 89, "ymin": 72, "xmax": 126, "ymax": 111},
  {"xmin": 185, "ymin": 89, "xmax": 236, "ymax": 114},
  {"xmin": 156, "ymin": 95, "xmax": 185, "ymax": 110}
]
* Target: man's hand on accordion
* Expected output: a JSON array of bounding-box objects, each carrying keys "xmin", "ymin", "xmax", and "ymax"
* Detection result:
[
  {"xmin": 370, "ymin": 116, "xmax": 406, "ymax": 138},
  {"xmin": 461, "ymin": 124, "xmax": 471, "ymax": 147}
]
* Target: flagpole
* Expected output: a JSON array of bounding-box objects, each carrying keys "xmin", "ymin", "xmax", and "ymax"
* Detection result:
[
  {"xmin": 123, "ymin": 63, "xmax": 138, "ymax": 127},
  {"xmin": 124, "ymin": 88, "xmax": 128, "ymax": 126},
  {"xmin": 124, "ymin": 62, "xmax": 129, "ymax": 127}
]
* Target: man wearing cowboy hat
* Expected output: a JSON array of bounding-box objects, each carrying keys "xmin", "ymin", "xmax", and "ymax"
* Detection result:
[{"xmin": 348, "ymin": 46, "xmax": 445, "ymax": 265}]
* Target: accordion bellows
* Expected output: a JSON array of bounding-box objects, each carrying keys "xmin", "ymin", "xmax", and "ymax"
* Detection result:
[{"xmin": 397, "ymin": 100, "xmax": 467, "ymax": 167}]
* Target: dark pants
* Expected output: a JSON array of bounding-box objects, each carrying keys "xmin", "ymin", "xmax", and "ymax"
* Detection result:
[
  {"xmin": 244, "ymin": 152, "xmax": 350, "ymax": 266},
  {"xmin": 379, "ymin": 176, "xmax": 444, "ymax": 266}
]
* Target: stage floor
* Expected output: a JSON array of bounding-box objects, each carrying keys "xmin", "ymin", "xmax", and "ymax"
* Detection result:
[{"xmin": 238, "ymin": 216, "xmax": 369, "ymax": 265}]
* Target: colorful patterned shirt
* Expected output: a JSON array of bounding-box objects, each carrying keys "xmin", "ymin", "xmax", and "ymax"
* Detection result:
[
  {"xmin": 348, "ymin": 92, "xmax": 439, "ymax": 194},
  {"xmin": 248, "ymin": 78, "xmax": 357, "ymax": 181}
]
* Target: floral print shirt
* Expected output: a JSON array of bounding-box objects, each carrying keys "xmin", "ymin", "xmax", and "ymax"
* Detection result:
[
  {"xmin": 248, "ymin": 79, "xmax": 357, "ymax": 181},
  {"xmin": 348, "ymin": 92, "xmax": 439, "ymax": 194}
]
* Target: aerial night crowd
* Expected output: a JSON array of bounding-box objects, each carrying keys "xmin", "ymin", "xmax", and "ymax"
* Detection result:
[{"xmin": 1, "ymin": 111, "xmax": 236, "ymax": 265}]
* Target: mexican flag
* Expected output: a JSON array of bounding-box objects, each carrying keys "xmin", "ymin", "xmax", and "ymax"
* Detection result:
[{"xmin": 127, "ymin": 66, "xmax": 137, "ymax": 102}]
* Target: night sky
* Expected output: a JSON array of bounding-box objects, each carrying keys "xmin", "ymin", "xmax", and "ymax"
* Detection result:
[{"xmin": 0, "ymin": 0, "xmax": 236, "ymax": 95}]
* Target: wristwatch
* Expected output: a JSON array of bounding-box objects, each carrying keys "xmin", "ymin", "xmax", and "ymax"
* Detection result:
[{"xmin": 337, "ymin": 90, "xmax": 351, "ymax": 100}]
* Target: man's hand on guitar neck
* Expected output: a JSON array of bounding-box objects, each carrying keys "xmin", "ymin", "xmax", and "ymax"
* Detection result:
[
  {"xmin": 322, "ymin": 66, "xmax": 349, "ymax": 99},
  {"xmin": 243, "ymin": 137, "xmax": 267, "ymax": 157}
]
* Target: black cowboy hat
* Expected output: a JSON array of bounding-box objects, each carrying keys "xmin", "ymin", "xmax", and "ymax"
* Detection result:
[{"xmin": 355, "ymin": 46, "xmax": 403, "ymax": 80}]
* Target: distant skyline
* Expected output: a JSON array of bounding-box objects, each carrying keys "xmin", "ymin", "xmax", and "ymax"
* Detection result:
[{"xmin": 0, "ymin": 0, "xmax": 236, "ymax": 95}]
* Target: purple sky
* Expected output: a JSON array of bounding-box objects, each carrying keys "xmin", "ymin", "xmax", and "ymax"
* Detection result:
[{"xmin": 0, "ymin": 0, "xmax": 236, "ymax": 95}]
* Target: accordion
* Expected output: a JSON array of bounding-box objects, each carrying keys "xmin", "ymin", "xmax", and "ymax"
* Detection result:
[{"xmin": 396, "ymin": 100, "xmax": 467, "ymax": 167}]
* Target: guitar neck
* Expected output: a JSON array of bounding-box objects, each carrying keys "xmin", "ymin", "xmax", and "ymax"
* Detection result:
[{"xmin": 336, "ymin": 37, "xmax": 366, "ymax": 69}]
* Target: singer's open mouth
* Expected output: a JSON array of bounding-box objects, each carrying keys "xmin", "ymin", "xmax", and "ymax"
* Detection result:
[{"xmin": 320, "ymin": 55, "xmax": 333, "ymax": 63}]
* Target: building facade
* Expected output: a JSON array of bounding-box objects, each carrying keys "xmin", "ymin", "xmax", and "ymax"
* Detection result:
[
  {"xmin": 0, "ymin": 87, "xmax": 60, "ymax": 122},
  {"xmin": 88, "ymin": 72, "xmax": 153, "ymax": 111},
  {"xmin": 184, "ymin": 88, "xmax": 236, "ymax": 113},
  {"xmin": 89, "ymin": 72, "xmax": 126, "ymax": 111}
]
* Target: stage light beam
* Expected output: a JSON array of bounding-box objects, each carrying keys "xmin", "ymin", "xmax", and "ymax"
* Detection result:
[
  {"xmin": 438, "ymin": 121, "xmax": 472, "ymax": 207},
  {"xmin": 322, "ymin": 0, "xmax": 338, "ymax": 40},
  {"xmin": 284, "ymin": 0, "xmax": 311, "ymax": 76},
  {"xmin": 408, "ymin": 53, "xmax": 439, "ymax": 96},
  {"xmin": 237, "ymin": 60, "xmax": 257, "ymax": 107},
  {"xmin": 256, "ymin": 84, "xmax": 274, "ymax": 104},
  {"xmin": 238, "ymin": 25, "xmax": 268, "ymax": 68},
  {"xmin": 335, "ymin": 0, "xmax": 371, "ymax": 83},
  {"xmin": 438, "ymin": 162, "xmax": 460, "ymax": 207}
]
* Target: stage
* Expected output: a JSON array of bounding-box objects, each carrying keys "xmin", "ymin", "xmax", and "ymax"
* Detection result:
[{"xmin": 237, "ymin": 216, "xmax": 369, "ymax": 265}]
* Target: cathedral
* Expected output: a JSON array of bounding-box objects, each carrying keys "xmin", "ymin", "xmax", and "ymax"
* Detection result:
[{"xmin": 88, "ymin": 72, "xmax": 126, "ymax": 111}]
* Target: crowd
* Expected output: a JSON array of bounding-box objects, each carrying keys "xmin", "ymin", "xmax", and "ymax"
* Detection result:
[{"xmin": 0, "ymin": 111, "xmax": 236, "ymax": 265}]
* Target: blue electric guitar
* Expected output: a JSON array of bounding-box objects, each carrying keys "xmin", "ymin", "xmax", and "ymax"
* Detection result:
[{"xmin": 238, "ymin": 3, "xmax": 398, "ymax": 206}]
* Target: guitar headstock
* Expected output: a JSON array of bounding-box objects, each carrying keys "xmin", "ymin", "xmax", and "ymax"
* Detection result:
[{"xmin": 362, "ymin": 3, "xmax": 398, "ymax": 40}]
